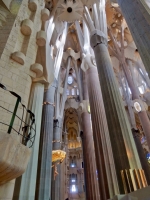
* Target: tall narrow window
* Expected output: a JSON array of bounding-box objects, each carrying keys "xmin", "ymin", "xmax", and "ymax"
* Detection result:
[
  {"xmin": 71, "ymin": 185, "xmax": 77, "ymax": 192},
  {"xmin": 138, "ymin": 85, "xmax": 144, "ymax": 94},
  {"xmin": 66, "ymin": 89, "xmax": 69, "ymax": 95},
  {"xmin": 72, "ymin": 88, "xmax": 75, "ymax": 95}
]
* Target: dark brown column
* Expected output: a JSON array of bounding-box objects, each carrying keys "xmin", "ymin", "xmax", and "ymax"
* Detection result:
[
  {"xmin": 90, "ymin": 32, "xmax": 141, "ymax": 193},
  {"xmin": 81, "ymin": 112, "xmax": 100, "ymax": 199},
  {"xmin": 81, "ymin": 53, "xmax": 120, "ymax": 197}
]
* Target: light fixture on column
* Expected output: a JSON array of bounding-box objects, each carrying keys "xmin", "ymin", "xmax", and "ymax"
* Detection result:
[
  {"xmin": 132, "ymin": 99, "xmax": 148, "ymax": 113},
  {"xmin": 52, "ymin": 150, "xmax": 66, "ymax": 163},
  {"xmin": 134, "ymin": 102, "xmax": 142, "ymax": 112}
]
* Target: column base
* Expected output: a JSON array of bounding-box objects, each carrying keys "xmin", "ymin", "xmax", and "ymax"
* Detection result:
[{"xmin": 111, "ymin": 186, "xmax": 150, "ymax": 200}]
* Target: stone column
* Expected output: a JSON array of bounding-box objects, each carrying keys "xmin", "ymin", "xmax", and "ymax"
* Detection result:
[
  {"xmin": 120, "ymin": 73, "xmax": 150, "ymax": 184},
  {"xmin": 51, "ymin": 56, "xmax": 71, "ymax": 200},
  {"xmin": 81, "ymin": 54, "xmax": 119, "ymax": 198},
  {"xmin": 19, "ymin": 82, "xmax": 44, "ymax": 200},
  {"xmin": 90, "ymin": 31, "xmax": 141, "ymax": 193},
  {"xmin": 35, "ymin": 82, "xmax": 56, "ymax": 200},
  {"xmin": 126, "ymin": 59, "xmax": 150, "ymax": 153},
  {"xmin": 80, "ymin": 113, "xmax": 100, "ymax": 200},
  {"xmin": 117, "ymin": 0, "xmax": 150, "ymax": 78},
  {"xmin": 51, "ymin": 119, "xmax": 62, "ymax": 200},
  {"xmin": 80, "ymin": 73, "xmax": 100, "ymax": 199},
  {"xmin": 0, "ymin": 180, "xmax": 16, "ymax": 200}
]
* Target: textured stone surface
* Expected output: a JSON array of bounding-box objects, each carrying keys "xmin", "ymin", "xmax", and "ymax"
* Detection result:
[
  {"xmin": 118, "ymin": 0, "xmax": 150, "ymax": 78},
  {"xmin": 0, "ymin": 0, "xmax": 42, "ymax": 135},
  {"xmin": 91, "ymin": 35, "xmax": 141, "ymax": 193},
  {"xmin": 35, "ymin": 84, "xmax": 56, "ymax": 200},
  {"xmin": 81, "ymin": 112, "xmax": 100, "ymax": 199},
  {"xmin": 11, "ymin": 51, "xmax": 25, "ymax": 65},
  {"xmin": 19, "ymin": 83, "xmax": 44, "ymax": 200},
  {"xmin": 21, "ymin": 19, "xmax": 33, "ymax": 36},
  {"xmin": 0, "ymin": 132, "xmax": 31, "ymax": 185}
]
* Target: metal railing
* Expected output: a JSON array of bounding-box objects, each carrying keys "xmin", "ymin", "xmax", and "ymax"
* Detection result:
[{"xmin": 0, "ymin": 83, "xmax": 36, "ymax": 148}]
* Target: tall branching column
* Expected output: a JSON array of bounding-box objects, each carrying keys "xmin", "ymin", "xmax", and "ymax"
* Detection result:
[
  {"xmin": 80, "ymin": 74, "xmax": 100, "ymax": 200},
  {"xmin": 90, "ymin": 29, "xmax": 141, "ymax": 193},
  {"xmin": 51, "ymin": 119, "xmax": 62, "ymax": 200},
  {"xmin": 75, "ymin": 20, "xmax": 119, "ymax": 197},
  {"xmin": 127, "ymin": 60, "xmax": 150, "ymax": 153},
  {"xmin": 35, "ymin": 83, "xmax": 56, "ymax": 200},
  {"xmin": 109, "ymin": 25, "xmax": 150, "ymax": 180},
  {"xmin": 81, "ymin": 54, "xmax": 119, "ymax": 198},
  {"xmin": 119, "ymin": 73, "xmax": 150, "ymax": 184},
  {"xmin": 117, "ymin": 0, "xmax": 150, "ymax": 78},
  {"xmin": 51, "ymin": 56, "xmax": 71, "ymax": 200},
  {"xmin": 83, "ymin": 0, "xmax": 141, "ymax": 193}
]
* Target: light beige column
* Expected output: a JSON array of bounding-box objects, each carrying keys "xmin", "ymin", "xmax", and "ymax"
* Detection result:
[
  {"xmin": 0, "ymin": 180, "xmax": 16, "ymax": 200},
  {"xmin": 19, "ymin": 81, "xmax": 44, "ymax": 200}
]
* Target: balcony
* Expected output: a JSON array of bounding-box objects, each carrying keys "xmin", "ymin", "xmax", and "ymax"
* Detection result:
[{"xmin": 0, "ymin": 83, "xmax": 36, "ymax": 184}]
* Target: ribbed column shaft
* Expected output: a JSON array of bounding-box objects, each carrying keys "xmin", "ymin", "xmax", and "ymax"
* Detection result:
[
  {"xmin": 35, "ymin": 83, "xmax": 56, "ymax": 200},
  {"xmin": 117, "ymin": 0, "xmax": 150, "ymax": 78},
  {"xmin": 81, "ymin": 73, "xmax": 100, "ymax": 199},
  {"xmin": 51, "ymin": 119, "xmax": 62, "ymax": 200},
  {"xmin": 91, "ymin": 154, "xmax": 99, "ymax": 197},
  {"xmin": 19, "ymin": 83, "xmax": 44, "ymax": 200},
  {"xmin": 81, "ymin": 112, "xmax": 100, "ymax": 200},
  {"xmin": 52, "ymin": 56, "xmax": 71, "ymax": 200},
  {"xmin": 80, "ymin": 132, "xmax": 88, "ymax": 198},
  {"xmin": 86, "ymin": 66, "xmax": 117, "ymax": 198},
  {"xmin": 90, "ymin": 35, "xmax": 141, "ymax": 193}
]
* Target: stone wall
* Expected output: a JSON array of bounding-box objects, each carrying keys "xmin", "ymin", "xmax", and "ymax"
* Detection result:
[{"xmin": 0, "ymin": 0, "xmax": 44, "ymax": 134}]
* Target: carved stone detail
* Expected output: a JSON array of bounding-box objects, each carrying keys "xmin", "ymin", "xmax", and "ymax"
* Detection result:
[
  {"xmin": 11, "ymin": 51, "xmax": 25, "ymax": 65},
  {"xmin": 21, "ymin": 19, "xmax": 33, "ymax": 36},
  {"xmin": 78, "ymin": 100, "xmax": 89, "ymax": 114},
  {"xmin": 41, "ymin": 8, "xmax": 50, "ymax": 21},
  {"xmin": 90, "ymin": 30, "xmax": 108, "ymax": 48},
  {"xmin": 0, "ymin": 133, "xmax": 31, "ymax": 185},
  {"xmin": 81, "ymin": 53, "xmax": 96, "ymax": 72},
  {"xmin": 36, "ymin": 30, "xmax": 46, "ymax": 46},
  {"xmin": 30, "ymin": 63, "xmax": 43, "ymax": 78},
  {"xmin": 28, "ymin": 0, "xmax": 38, "ymax": 12}
]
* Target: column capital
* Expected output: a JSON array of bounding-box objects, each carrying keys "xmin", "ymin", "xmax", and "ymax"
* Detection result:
[
  {"xmin": 63, "ymin": 49, "xmax": 80, "ymax": 61},
  {"xmin": 90, "ymin": 29, "xmax": 107, "ymax": 49},
  {"xmin": 81, "ymin": 53, "xmax": 96, "ymax": 72},
  {"xmin": 78, "ymin": 100, "xmax": 89, "ymax": 114},
  {"xmin": 33, "ymin": 76, "xmax": 49, "ymax": 85}
]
